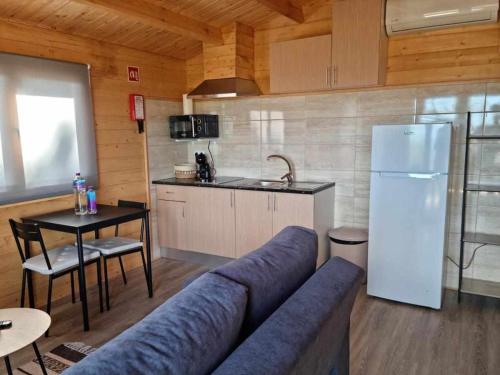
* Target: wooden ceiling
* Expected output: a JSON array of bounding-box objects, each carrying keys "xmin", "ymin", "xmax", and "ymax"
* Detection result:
[{"xmin": 0, "ymin": 0, "xmax": 321, "ymax": 60}]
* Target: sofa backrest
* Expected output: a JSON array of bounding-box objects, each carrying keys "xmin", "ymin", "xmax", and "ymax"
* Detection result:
[
  {"xmin": 211, "ymin": 226, "xmax": 318, "ymax": 339},
  {"xmin": 212, "ymin": 257, "xmax": 364, "ymax": 375},
  {"xmin": 64, "ymin": 273, "xmax": 248, "ymax": 375}
]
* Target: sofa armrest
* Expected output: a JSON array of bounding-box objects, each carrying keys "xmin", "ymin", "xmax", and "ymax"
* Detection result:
[
  {"xmin": 182, "ymin": 269, "xmax": 208, "ymax": 289},
  {"xmin": 212, "ymin": 257, "xmax": 364, "ymax": 375}
]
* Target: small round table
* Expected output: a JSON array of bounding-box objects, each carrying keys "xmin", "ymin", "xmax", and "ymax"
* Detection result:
[{"xmin": 0, "ymin": 308, "xmax": 51, "ymax": 375}]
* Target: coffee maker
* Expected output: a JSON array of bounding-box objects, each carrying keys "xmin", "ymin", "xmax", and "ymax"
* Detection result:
[{"xmin": 195, "ymin": 152, "xmax": 212, "ymax": 182}]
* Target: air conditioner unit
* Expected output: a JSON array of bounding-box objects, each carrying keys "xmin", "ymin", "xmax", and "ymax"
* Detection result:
[{"xmin": 386, "ymin": 0, "xmax": 499, "ymax": 35}]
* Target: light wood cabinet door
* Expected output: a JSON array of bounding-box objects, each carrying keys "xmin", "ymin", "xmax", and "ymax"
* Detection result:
[
  {"xmin": 331, "ymin": 0, "xmax": 387, "ymax": 89},
  {"xmin": 187, "ymin": 188, "xmax": 236, "ymax": 258},
  {"xmin": 272, "ymin": 193, "xmax": 314, "ymax": 236},
  {"xmin": 210, "ymin": 189, "xmax": 236, "ymax": 258},
  {"xmin": 235, "ymin": 190, "xmax": 274, "ymax": 257},
  {"xmin": 157, "ymin": 199, "xmax": 188, "ymax": 250},
  {"xmin": 270, "ymin": 34, "xmax": 332, "ymax": 94}
]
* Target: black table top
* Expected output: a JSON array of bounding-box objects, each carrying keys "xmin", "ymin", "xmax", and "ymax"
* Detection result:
[{"xmin": 23, "ymin": 204, "xmax": 149, "ymax": 233}]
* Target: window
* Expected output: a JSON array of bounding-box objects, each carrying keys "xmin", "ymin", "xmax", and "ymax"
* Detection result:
[{"xmin": 0, "ymin": 52, "xmax": 97, "ymax": 205}]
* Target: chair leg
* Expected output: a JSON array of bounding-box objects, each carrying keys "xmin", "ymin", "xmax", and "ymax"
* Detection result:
[
  {"xmin": 140, "ymin": 249, "xmax": 149, "ymax": 284},
  {"xmin": 118, "ymin": 256, "xmax": 127, "ymax": 285},
  {"xmin": 27, "ymin": 270, "xmax": 35, "ymax": 308},
  {"xmin": 103, "ymin": 257, "xmax": 110, "ymax": 311},
  {"xmin": 45, "ymin": 275, "xmax": 53, "ymax": 338},
  {"xmin": 70, "ymin": 271, "xmax": 75, "ymax": 304},
  {"xmin": 20, "ymin": 270, "xmax": 26, "ymax": 307},
  {"xmin": 96, "ymin": 259, "xmax": 104, "ymax": 313}
]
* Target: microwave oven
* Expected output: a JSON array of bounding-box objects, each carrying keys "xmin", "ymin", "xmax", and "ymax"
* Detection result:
[{"xmin": 169, "ymin": 115, "xmax": 219, "ymax": 139}]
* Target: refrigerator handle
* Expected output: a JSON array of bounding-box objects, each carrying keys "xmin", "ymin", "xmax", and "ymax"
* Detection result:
[{"xmin": 377, "ymin": 172, "xmax": 442, "ymax": 179}]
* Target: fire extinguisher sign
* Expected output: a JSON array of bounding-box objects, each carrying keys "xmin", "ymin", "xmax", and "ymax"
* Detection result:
[{"xmin": 127, "ymin": 66, "xmax": 140, "ymax": 82}]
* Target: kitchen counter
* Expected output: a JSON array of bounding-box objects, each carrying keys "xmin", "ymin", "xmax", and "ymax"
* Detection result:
[{"xmin": 152, "ymin": 176, "xmax": 335, "ymax": 195}]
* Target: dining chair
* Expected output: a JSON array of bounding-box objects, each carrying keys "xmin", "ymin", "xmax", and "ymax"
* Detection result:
[
  {"xmin": 81, "ymin": 200, "xmax": 147, "ymax": 310},
  {"xmin": 9, "ymin": 219, "xmax": 103, "ymax": 336}
]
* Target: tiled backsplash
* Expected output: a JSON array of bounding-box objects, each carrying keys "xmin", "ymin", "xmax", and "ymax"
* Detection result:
[{"xmin": 146, "ymin": 81, "xmax": 500, "ymax": 289}]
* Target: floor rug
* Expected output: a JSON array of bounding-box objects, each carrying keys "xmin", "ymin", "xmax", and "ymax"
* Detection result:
[{"xmin": 14, "ymin": 342, "xmax": 95, "ymax": 375}]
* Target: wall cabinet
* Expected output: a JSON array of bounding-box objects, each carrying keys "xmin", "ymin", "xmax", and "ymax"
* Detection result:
[
  {"xmin": 270, "ymin": 34, "xmax": 332, "ymax": 94},
  {"xmin": 156, "ymin": 185, "xmax": 334, "ymax": 265},
  {"xmin": 268, "ymin": 0, "xmax": 387, "ymax": 92},
  {"xmin": 331, "ymin": 0, "xmax": 387, "ymax": 89}
]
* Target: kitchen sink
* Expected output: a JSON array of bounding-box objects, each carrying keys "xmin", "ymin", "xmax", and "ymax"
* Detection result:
[{"xmin": 250, "ymin": 180, "xmax": 286, "ymax": 188}]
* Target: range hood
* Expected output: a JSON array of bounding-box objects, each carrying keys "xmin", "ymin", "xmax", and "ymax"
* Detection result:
[{"xmin": 187, "ymin": 77, "xmax": 261, "ymax": 99}]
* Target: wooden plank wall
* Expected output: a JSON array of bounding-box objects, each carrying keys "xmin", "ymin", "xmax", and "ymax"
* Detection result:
[
  {"xmin": 0, "ymin": 19, "xmax": 185, "ymax": 308},
  {"xmin": 186, "ymin": 2, "xmax": 500, "ymax": 92},
  {"xmin": 387, "ymin": 22, "xmax": 500, "ymax": 85},
  {"xmin": 203, "ymin": 22, "xmax": 255, "ymax": 80}
]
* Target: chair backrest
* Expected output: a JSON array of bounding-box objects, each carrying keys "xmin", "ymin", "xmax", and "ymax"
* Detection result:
[
  {"xmin": 115, "ymin": 200, "xmax": 147, "ymax": 241},
  {"xmin": 9, "ymin": 219, "xmax": 52, "ymax": 270}
]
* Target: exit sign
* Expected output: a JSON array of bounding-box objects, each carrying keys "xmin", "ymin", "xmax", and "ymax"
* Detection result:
[{"xmin": 127, "ymin": 66, "xmax": 140, "ymax": 82}]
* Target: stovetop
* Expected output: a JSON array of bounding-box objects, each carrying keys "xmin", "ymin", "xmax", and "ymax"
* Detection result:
[{"xmin": 152, "ymin": 176, "xmax": 244, "ymax": 186}]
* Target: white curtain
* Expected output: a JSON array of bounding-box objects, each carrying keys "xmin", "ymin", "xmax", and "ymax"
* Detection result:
[{"xmin": 0, "ymin": 52, "xmax": 98, "ymax": 204}]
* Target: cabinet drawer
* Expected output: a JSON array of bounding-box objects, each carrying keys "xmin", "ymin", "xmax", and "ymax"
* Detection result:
[{"xmin": 156, "ymin": 185, "xmax": 190, "ymax": 201}]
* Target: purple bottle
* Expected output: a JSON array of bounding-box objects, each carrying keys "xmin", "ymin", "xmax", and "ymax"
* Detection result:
[{"xmin": 87, "ymin": 186, "xmax": 97, "ymax": 214}]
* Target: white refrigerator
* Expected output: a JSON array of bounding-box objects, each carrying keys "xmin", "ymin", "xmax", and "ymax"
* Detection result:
[{"xmin": 367, "ymin": 123, "xmax": 452, "ymax": 309}]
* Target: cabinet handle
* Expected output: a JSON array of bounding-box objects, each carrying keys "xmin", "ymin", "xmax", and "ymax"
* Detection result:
[
  {"xmin": 230, "ymin": 191, "xmax": 233, "ymax": 208},
  {"xmin": 333, "ymin": 65, "xmax": 337, "ymax": 86},
  {"xmin": 268, "ymin": 194, "xmax": 271, "ymax": 211},
  {"xmin": 182, "ymin": 206, "xmax": 185, "ymax": 218},
  {"xmin": 166, "ymin": 191, "xmax": 174, "ymax": 194},
  {"xmin": 326, "ymin": 67, "xmax": 329, "ymax": 87},
  {"xmin": 274, "ymin": 195, "xmax": 277, "ymax": 212}
]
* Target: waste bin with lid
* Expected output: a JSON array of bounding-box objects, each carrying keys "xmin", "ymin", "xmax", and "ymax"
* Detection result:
[{"xmin": 329, "ymin": 227, "xmax": 368, "ymax": 283}]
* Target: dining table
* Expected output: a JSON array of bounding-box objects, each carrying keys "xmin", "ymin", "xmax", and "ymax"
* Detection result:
[{"xmin": 22, "ymin": 204, "xmax": 152, "ymax": 331}]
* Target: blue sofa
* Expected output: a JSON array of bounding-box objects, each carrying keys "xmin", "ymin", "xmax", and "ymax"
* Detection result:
[{"xmin": 65, "ymin": 226, "xmax": 364, "ymax": 375}]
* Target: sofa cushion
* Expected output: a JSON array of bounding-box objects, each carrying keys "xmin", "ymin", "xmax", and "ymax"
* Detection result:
[
  {"xmin": 211, "ymin": 226, "xmax": 318, "ymax": 338},
  {"xmin": 64, "ymin": 273, "xmax": 248, "ymax": 375},
  {"xmin": 212, "ymin": 257, "xmax": 364, "ymax": 375}
]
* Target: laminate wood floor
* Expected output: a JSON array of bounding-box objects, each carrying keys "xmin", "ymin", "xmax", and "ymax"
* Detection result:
[
  {"xmin": 350, "ymin": 286, "xmax": 500, "ymax": 375},
  {"xmin": 2, "ymin": 259, "xmax": 499, "ymax": 375}
]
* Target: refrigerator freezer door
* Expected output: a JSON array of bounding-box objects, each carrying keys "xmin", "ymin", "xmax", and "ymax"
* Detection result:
[
  {"xmin": 371, "ymin": 124, "xmax": 451, "ymax": 173},
  {"xmin": 367, "ymin": 172, "xmax": 448, "ymax": 309}
]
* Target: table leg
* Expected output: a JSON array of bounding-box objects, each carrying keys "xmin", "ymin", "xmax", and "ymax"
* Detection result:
[
  {"xmin": 76, "ymin": 229, "xmax": 90, "ymax": 331},
  {"xmin": 4, "ymin": 356, "xmax": 13, "ymax": 375},
  {"xmin": 32, "ymin": 342, "xmax": 48, "ymax": 375},
  {"xmin": 145, "ymin": 211, "xmax": 153, "ymax": 298},
  {"xmin": 95, "ymin": 229, "xmax": 99, "ymax": 239}
]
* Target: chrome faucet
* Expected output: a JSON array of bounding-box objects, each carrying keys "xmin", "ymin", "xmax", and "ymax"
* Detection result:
[{"xmin": 266, "ymin": 154, "xmax": 294, "ymax": 184}]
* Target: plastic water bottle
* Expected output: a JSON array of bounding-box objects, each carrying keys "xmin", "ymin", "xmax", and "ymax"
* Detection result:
[
  {"xmin": 87, "ymin": 186, "xmax": 97, "ymax": 215},
  {"xmin": 75, "ymin": 175, "xmax": 87, "ymax": 215},
  {"xmin": 73, "ymin": 172, "xmax": 81, "ymax": 214}
]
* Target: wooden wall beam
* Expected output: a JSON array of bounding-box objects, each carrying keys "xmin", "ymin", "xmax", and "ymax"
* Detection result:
[
  {"xmin": 70, "ymin": 0, "xmax": 223, "ymax": 44},
  {"xmin": 254, "ymin": 0, "xmax": 304, "ymax": 23}
]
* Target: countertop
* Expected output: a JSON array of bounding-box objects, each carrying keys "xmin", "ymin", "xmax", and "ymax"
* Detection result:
[{"xmin": 152, "ymin": 176, "xmax": 335, "ymax": 195}]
